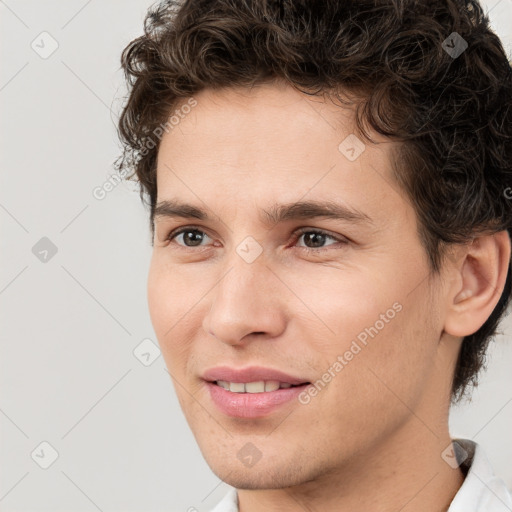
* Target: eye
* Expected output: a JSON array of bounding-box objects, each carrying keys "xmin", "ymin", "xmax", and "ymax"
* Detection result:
[
  {"xmin": 292, "ymin": 228, "xmax": 348, "ymax": 252},
  {"xmin": 166, "ymin": 226, "xmax": 212, "ymax": 248},
  {"xmin": 166, "ymin": 225, "xmax": 348, "ymax": 253}
]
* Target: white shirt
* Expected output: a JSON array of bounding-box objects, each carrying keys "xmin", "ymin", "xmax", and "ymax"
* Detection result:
[{"xmin": 210, "ymin": 439, "xmax": 512, "ymax": 512}]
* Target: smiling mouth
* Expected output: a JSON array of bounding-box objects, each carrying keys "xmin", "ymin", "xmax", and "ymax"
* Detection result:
[{"xmin": 210, "ymin": 380, "xmax": 310, "ymax": 393}]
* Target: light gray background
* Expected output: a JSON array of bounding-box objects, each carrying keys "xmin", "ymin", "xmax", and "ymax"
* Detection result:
[{"xmin": 1, "ymin": 1, "xmax": 511, "ymax": 511}]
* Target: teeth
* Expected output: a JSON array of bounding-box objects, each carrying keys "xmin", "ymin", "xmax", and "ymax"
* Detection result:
[
  {"xmin": 264, "ymin": 381, "xmax": 280, "ymax": 392},
  {"xmin": 215, "ymin": 380, "xmax": 298, "ymax": 393},
  {"xmin": 245, "ymin": 381, "xmax": 265, "ymax": 393},
  {"xmin": 230, "ymin": 382, "xmax": 246, "ymax": 393}
]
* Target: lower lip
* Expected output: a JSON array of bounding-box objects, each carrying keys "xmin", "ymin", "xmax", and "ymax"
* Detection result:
[{"xmin": 205, "ymin": 381, "xmax": 311, "ymax": 418}]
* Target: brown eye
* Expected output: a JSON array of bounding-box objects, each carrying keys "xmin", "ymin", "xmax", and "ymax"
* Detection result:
[
  {"xmin": 294, "ymin": 228, "xmax": 348, "ymax": 251},
  {"xmin": 167, "ymin": 227, "xmax": 212, "ymax": 248},
  {"xmin": 298, "ymin": 231, "xmax": 332, "ymax": 248}
]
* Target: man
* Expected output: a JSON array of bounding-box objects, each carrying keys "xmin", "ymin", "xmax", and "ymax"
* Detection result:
[{"xmin": 115, "ymin": 0, "xmax": 512, "ymax": 510}]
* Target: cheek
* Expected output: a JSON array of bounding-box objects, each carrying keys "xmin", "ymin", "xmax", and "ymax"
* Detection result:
[
  {"xmin": 308, "ymin": 264, "xmax": 435, "ymax": 401},
  {"xmin": 147, "ymin": 260, "xmax": 170, "ymax": 336},
  {"xmin": 301, "ymin": 307, "xmax": 433, "ymax": 452},
  {"xmin": 147, "ymin": 255, "xmax": 198, "ymax": 331},
  {"xmin": 147, "ymin": 258, "xmax": 194, "ymax": 365},
  {"xmin": 300, "ymin": 267, "xmax": 393, "ymax": 349},
  {"xmin": 332, "ymin": 298, "xmax": 434, "ymax": 420}
]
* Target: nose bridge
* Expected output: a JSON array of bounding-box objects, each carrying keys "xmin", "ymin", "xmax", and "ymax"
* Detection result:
[
  {"xmin": 215, "ymin": 247, "xmax": 270, "ymax": 311},
  {"xmin": 203, "ymin": 246, "xmax": 282, "ymax": 343}
]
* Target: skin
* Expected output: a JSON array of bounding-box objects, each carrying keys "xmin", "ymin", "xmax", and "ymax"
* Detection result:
[{"xmin": 147, "ymin": 80, "xmax": 510, "ymax": 512}]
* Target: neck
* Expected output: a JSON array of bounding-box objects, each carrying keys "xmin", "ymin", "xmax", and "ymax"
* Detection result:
[{"xmin": 237, "ymin": 418, "xmax": 465, "ymax": 512}]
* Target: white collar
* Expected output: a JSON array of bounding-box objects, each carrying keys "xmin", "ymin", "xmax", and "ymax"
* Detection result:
[
  {"xmin": 448, "ymin": 438, "xmax": 512, "ymax": 511},
  {"xmin": 210, "ymin": 486, "xmax": 238, "ymax": 512}
]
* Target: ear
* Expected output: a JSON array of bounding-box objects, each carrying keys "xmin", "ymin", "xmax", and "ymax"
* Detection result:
[{"xmin": 443, "ymin": 230, "xmax": 511, "ymax": 338}]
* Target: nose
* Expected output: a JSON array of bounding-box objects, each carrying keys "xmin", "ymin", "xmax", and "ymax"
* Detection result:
[{"xmin": 202, "ymin": 255, "xmax": 286, "ymax": 346}]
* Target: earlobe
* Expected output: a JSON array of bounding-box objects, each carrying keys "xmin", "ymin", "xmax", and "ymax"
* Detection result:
[{"xmin": 444, "ymin": 230, "xmax": 511, "ymax": 338}]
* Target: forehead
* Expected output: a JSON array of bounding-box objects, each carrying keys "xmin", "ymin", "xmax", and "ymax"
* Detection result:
[
  {"xmin": 154, "ymin": 82, "xmax": 406, "ymax": 228},
  {"xmin": 158, "ymin": 83, "xmax": 392, "ymax": 174},
  {"xmin": 167, "ymin": 82, "xmax": 362, "ymax": 147}
]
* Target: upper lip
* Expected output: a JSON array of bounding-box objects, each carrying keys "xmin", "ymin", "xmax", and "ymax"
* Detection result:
[{"xmin": 202, "ymin": 366, "xmax": 310, "ymax": 385}]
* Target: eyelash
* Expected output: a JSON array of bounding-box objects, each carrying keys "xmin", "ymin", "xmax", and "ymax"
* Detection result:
[{"xmin": 165, "ymin": 225, "xmax": 348, "ymax": 254}]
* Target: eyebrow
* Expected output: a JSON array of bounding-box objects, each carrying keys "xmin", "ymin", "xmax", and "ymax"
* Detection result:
[{"xmin": 153, "ymin": 198, "xmax": 373, "ymax": 227}]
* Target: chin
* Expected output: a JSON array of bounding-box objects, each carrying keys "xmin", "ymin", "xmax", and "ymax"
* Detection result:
[
  {"xmin": 216, "ymin": 470, "xmax": 304, "ymax": 491},
  {"xmin": 203, "ymin": 452, "xmax": 317, "ymax": 490}
]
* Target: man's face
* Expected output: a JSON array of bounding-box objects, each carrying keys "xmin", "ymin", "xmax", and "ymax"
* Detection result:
[{"xmin": 148, "ymin": 82, "xmax": 450, "ymax": 488}]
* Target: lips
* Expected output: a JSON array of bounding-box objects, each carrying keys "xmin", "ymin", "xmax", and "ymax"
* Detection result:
[
  {"xmin": 201, "ymin": 365, "xmax": 310, "ymax": 386},
  {"xmin": 201, "ymin": 365, "xmax": 312, "ymax": 418}
]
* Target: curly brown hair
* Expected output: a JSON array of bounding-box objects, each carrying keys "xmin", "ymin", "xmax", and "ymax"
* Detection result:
[{"xmin": 114, "ymin": 0, "xmax": 512, "ymax": 402}]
